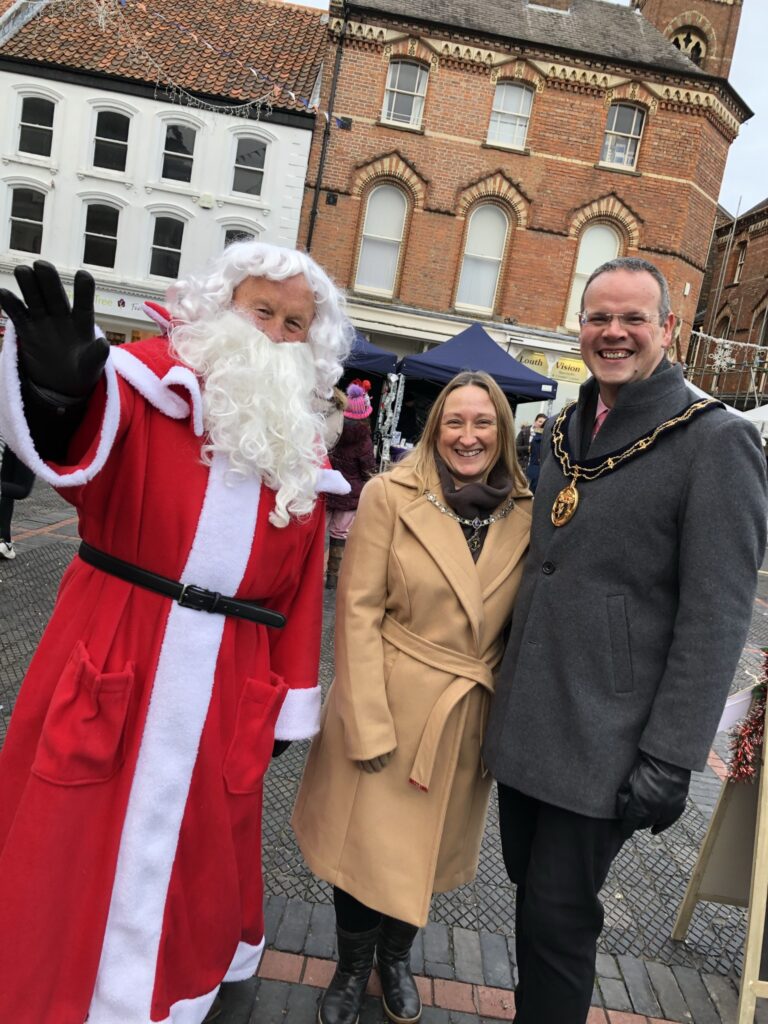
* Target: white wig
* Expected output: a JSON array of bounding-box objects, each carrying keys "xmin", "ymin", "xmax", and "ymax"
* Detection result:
[{"xmin": 167, "ymin": 240, "xmax": 354, "ymax": 398}]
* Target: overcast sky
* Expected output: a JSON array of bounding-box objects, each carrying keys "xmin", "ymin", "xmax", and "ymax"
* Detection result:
[{"xmin": 291, "ymin": 0, "xmax": 764, "ymax": 216}]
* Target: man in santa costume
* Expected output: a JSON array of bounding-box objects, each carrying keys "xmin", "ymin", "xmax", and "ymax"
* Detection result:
[{"xmin": 0, "ymin": 241, "xmax": 352, "ymax": 1024}]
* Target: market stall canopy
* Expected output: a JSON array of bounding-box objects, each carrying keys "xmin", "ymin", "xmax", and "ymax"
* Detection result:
[
  {"xmin": 741, "ymin": 402, "xmax": 768, "ymax": 436},
  {"xmin": 345, "ymin": 333, "xmax": 399, "ymax": 375},
  {"xmin": 397, "ymin": 324, "xmax": 557, "ymax": 400}
]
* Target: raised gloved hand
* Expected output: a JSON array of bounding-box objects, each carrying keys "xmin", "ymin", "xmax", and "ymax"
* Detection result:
[
  {"xmin": 616, "ymin": 751, "xmax": 691, "ymax": 839},
  {"xmin": 272, "ymin": 739, "xmax": 292, "ymax": 759},
  {"xmin": 357, "ymin": 750, "xmax": 395, "ymax": 773},
  {"xmin": 0, "ymin": 261, "xmax": 107, "ymax": 400}
]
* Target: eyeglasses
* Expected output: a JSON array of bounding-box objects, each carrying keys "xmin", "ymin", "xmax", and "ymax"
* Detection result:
[{"xmin": 579, "ymin": 311, "xmax": 661, "ymax": 328}]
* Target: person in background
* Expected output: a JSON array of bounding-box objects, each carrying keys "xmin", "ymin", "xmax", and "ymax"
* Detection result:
[
  {"xmin": 515, "ymin": 421, "xmax": 531, "ymax": 471},
  {"xmin": 483, "ymin": 256, "xmax": 767, "ymax": 1024},
  {"xmin": 317, "ymin": 386, "xmax": 348, "ymax": 453},
  {"xmin": 325, "ymin": 380, "xmax": 377, "ymax": 590},
  {"xmin": 0, "ymin": 442, "xmax": 35, "ymax": 559},
  {"xmin": 293, "ymin": 370, "xmax": 532, "ymax": 1024},
  {"xmin": 525, "ymin": 412, "xmax": 548, "ymax": 493}
]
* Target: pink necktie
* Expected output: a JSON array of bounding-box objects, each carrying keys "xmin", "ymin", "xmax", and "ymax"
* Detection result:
[{"xmin": 592, "ymin": 409, "xmax": 608, "ymax": 440}]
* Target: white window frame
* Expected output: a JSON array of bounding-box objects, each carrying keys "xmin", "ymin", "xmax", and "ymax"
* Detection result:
[
  {"xmin": 231, "ymin": 136, "xmax": 268, "ymax": 197},
  {"xmin": 486, "ymin": 82, "xmax": 534, "ymax": 150},
  {"xmin": 157, "ymin": 115, "xmax": 203, "ymax": 186},
  {"xmin": 733, "ymin": 242, "xmax": 747, "ymax": 285},
  {"xmin": 12, "ymin": 86, "xmax": 62, "ymax": 166},
  {"xmin": 381, "ymin": 60, "xmax": 429, "ymax": 129},
  {"xmin": 454, "ymin": 204, "xmax": 509, "ymax": 314},
  {"xmin": 92, "ymin": 110, "xmax": 131, "ymax": 174},
  {"xmin": 146, "ymin": 205, "xmax": 190, "ymax": 279},
  {"xmin": 564, "ymin": 222, "xmax": 621, "ymax": 331},
  {"xmin": 600, "ymin": 103, "xmax": 646, "ymax": 170},
  {"xmin": 354, "ymin": 184, "xmax": 408, "ymax": 297},
  {"xmin": 7, "ymin": 180, "xmax": 48, "ymax": 255},
  {"xmin": 82, "ymin": 200, "xmax": 122, "ymax": 269},
  {"xmin": 223, "ymin": 225, "xmax": 258, "ymax": 248}
]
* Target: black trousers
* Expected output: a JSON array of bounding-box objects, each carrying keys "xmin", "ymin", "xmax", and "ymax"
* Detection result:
[
  {"xmin": 0, "ymin": 494, "xmax": 14, "ymax": 542},
  {"xmin": 497, "ymin": 783, "xmax": 625, "ymax": 1024}
]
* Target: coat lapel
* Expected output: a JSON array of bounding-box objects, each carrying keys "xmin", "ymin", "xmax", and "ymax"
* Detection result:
[
  {"xmin": 476, "ymin": 502, "xmax": 532, "ymax": 602},
  {"xmin": 400, "ymin": 495, "xmax": 483, "ymax": 650}
]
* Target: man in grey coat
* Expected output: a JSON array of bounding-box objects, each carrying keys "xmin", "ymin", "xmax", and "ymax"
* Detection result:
[{"xmin": 483, "ymin": 257, "xmax": 767, "ymax": 1024}]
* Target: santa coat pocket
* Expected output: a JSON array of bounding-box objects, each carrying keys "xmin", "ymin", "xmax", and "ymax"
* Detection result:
[
  {"xmin": 31, "ymin": 641, "xmax": 135, "ymax": 785},
  {"xmin": 224, "ymin": 672, "xmax": 289, "ymax": 794}
]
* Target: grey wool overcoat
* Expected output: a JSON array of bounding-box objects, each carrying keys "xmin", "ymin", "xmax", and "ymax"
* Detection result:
[
  {"xmin": 293, "ymin": 461, "xmax": 532, "ymax": 925},
  {"xmin": 483, "ymin": 360, "xmax": 768, "ymax": 819}
]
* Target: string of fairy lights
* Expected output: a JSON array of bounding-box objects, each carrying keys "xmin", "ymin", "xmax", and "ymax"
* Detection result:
[{"xmin": 11, "ymin": 0, "xmax": 346, "ymax": 123}]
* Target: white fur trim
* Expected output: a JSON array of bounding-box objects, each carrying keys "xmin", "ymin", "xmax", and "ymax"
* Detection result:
[
  {"xmin": 142, "ymin": 301, "xmax": 172, "ymax": 334},
  {"xmin": 0, "ymin": 320, "xmax": 121, "ymax": 487},
  {"xmin": 111, "ymin": 347, "xmax": 204, "ymax": 436},
  {"xmin": 88, "ymin": 455, "xmax": 262, "ymax": 1023},
  {"xmin": 157, "ymin": 986, "xmax": 220, "ymax": 1024},
  {"xmin": 275, "ymin": 684, "xmax": 321, "ymax": 740},
  {"xmin": 224, "ymin": 938, "xmax": 265, "ymax": 982},
  {"xmin": 317, "ymin": 468, "xmax": 351, "ymax": 495}
]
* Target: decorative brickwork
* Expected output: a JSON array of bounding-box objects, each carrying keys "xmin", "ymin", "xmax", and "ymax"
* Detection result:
[
  {"xmin": 457, "ymin": 173, "xmax": 529, "ymax": 228},
  {"xmin": 351, "ymin": 151, "xmax": 427, "ymax": 208},
  {"xmin": 568, "ymin": 196, "xmax": 642, "ymax": 250}
]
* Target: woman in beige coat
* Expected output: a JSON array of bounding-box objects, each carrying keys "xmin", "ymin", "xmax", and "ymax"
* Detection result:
[{"xmin": 292, "ymin": 371, "xmax": 532, "ymax": 1024}]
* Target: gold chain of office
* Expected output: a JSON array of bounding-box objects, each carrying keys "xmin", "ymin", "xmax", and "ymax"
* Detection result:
[{"xmin": 550, "ymin": 398, "xmax": 718, "ymax": 527}]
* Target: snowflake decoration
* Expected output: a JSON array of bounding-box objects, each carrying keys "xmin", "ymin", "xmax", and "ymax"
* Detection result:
[{"xmin": 708, "ymin": 341, "xmax": 736, "ymax": 374}]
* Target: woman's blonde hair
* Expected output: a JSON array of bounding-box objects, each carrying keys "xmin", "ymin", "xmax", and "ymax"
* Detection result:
[{"xmin": 399, "ymin": 371, "xmax": 529, "ymax": 494}]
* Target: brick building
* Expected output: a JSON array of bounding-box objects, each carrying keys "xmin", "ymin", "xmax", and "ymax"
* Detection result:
[
  {"xmin": 686, "ymin": 197, "xmax": 768, "ymax": 408},
  {"xmin": 300, "ymin": 0, "xmax": 748, "ymax": 411}
]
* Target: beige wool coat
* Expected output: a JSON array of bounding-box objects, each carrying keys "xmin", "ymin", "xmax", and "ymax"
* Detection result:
[{"xmin": 292, "ymin": 460, "xmax": 532, "ymax": 926}]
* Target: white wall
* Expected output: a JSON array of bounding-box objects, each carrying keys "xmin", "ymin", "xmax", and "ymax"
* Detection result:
[{"xmin": 0, "ymin": 69, "xmax": 313, "ymax": 340}]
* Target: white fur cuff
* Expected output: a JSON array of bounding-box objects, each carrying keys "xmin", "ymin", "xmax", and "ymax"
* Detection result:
[{"xmin": 275, "ymin": 685, "xmax": 321, "ymax": 740}]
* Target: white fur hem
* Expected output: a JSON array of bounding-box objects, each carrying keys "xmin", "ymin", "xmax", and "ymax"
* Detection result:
[
  {"xmin": 224, "ymin": 938, "xmax": 265, "ymax": 982},
  {"xmin": 111, "ymin": 347, "xmax": 204, "ymax": 436},
  {"xmin": 317, "ymin": 468, "xmax": 351, "ymax": 495},
  {"xmin": 0, "ymin": 321, "xmax": 121, "ymax": 487},
  {"xmin": 275, "ymin": 685, "xmax": 321, "ymax": 740}
]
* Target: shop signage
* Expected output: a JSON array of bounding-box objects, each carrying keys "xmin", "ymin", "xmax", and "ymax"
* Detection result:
[
  {"xmin": 519, "ymin": 350, "xmax": 549, "ymax": 374},
  {"xmin": 552, "ymin": 357, "xmax": 588, "ymax": 383}
]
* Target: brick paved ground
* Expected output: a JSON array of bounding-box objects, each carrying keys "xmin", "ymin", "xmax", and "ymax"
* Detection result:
[{"xmin": 2, "ymin": 481, "xmax": 768, "ymax": 1023}]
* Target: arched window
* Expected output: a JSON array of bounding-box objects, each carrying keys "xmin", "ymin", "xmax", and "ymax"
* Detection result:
[
  {"xmin": 355, "ymin": 185, "xmax": 407, "ymax": 296},
  {"xmin": 18, "ymin": 97, "xmax": 55, "ymax": 157},
  {"xmin": 455, "ymin": 205, "xmax": 508, "ymax": 312},
  {"xmin": 161, "ymin": 124, "xmax": 196, "ymax": 182},
  {"xmin": 150, "ymin": 215, "xmax": 185, "ymax": 277},
  {"xmin": 600, "ymin": 104, "xmax": 645, "ymax": 170},
  {"xmin": 382, "ymin": 61, "xmax": 428, "ymax": 128},
  {"xmin": 224, "ymin": 227, "xmax": 256, "ymax": 248},
  {"xmin": 83, "ymin": 203, "xmax": 120, "ymax": 268},
  {"xmin": 714, "ymin": 315, "xmax": 731, "ymax": 340},
  {"xmin": 565, "ymin": 223, "xmax": 621, "ymax": 330},
  {"xmin": 232, "ymin": 137, "xmax": 266, "ymax": 195},
  {"xmin": 93, "ymin": 111, "xmax": 130, "ymax": 172},
  {"xmin": 671, "ymin": 27, "xmax": 708, "ymax": 66},
  {"xmin": 487, "ymin": 83, "xmax": 533, "ymax": 149},
  {"xmin": 9, "ymin": 187, "xmax": 46, "ymax": 253}
]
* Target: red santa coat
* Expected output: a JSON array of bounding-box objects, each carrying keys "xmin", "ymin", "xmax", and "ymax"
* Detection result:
[{"xmin": 0, "ymin": 327, "xmax": 345, "ymax": 1023}]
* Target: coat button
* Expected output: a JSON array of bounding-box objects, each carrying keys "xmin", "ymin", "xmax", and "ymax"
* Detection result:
[{"xmin": 542, "ymin": 561, "xmax": 556, "ymax": 575}]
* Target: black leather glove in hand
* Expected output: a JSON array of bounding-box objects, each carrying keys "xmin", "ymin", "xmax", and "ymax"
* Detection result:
[
  {"xmin": 272, "ymin": 739, "xmax": 292, "ymax": 759},
  {"xmin": 0, "ymin": 261, "xmax": 106, "ymax": 399},
  {"xmin": 616, "ymin": 751, "xmax": 691, "ymax": 839}
]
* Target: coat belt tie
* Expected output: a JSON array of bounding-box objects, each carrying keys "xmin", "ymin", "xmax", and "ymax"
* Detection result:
[{"xmin": 380, "ymin": 615, "xmax": 500, "ymax": 794}]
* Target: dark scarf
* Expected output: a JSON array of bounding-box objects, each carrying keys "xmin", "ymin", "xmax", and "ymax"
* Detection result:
[{"xmin": 435, "ymin": 455, "xmax": 514, "ymax": 561}]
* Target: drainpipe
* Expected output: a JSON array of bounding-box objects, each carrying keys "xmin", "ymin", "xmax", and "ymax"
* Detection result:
[{"xmin": 306, "ymin": 1, "xmax": 349, "ymax": 253}]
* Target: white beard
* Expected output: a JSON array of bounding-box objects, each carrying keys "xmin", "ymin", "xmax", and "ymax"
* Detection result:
[{"xmin": 170, "ymin": 309, "xmax": 325, "ymax": 528}]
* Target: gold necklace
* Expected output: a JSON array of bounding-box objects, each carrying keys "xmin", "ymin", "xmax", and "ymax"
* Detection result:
[
  {"xmin": 425, "ymin": 492, "xmax": 516, "ymax": 552},
  {"xmin": 550, "ymin": 398, "xmax": 719, "ymax": 527}
]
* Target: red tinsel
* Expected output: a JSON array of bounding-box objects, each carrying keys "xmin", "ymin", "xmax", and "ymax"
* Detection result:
[{"xmin": 727, "ymin": 649, "xmax": 768, "ymax": 783}]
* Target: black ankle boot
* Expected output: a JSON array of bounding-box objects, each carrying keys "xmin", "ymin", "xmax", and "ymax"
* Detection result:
[
  {"xmin": 319, "ymin": 924, "xmax": 379, "ymax": 1024},
  {"xmin": 377, "ymin": 916, "xmax": 422, "ymax": 1023}
]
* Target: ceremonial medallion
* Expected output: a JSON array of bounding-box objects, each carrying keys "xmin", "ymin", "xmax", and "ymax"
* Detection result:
[{"xmin": 551, "ymin": 481, "xmax": 579, "ymax": 527}]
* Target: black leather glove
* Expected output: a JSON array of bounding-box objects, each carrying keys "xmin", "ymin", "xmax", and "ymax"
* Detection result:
[
  {"xmin": 0, "ymin": 262, "xmax": 109, "ymax": 461},
  {"xmin": 0, "ymin": 261, "xmax": 106, "ymax": 399},
  {"xmin": 272, "ymin": 739, "xmax": 292, "ymax": 759},
  {"xmin": 616, "ymin": 751, "xmax": 691, "ymax": 839}
]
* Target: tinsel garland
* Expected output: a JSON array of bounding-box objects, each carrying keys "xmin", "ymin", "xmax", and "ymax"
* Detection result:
[{"xmin": 728, "ymin": 651, "xmax": 768, "ymax": 783}]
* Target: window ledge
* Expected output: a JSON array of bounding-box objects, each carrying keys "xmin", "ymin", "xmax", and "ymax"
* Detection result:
[
  {"xmin": 452, "ymin": 304, "xmax": 495, "ymax": 317},
  {"xmin": 224, "ymin": 194, "xmax": 271, "ymax": 212},
  {"xmin": 352, "ymin": 286, "xmax": 397, "ymax": 300},
  {"xmin": 376, "ymin": 119, "xmax": 425, "ymax": 136},
  {"xmin": 481, "ymin": 142, "xmax": 530, "ymax": 156},
  {"xmin": 145, "ymin": 180, "xmax": 198, "ymax": 198},
  {"xmin": 2, "ymin": 153, "xmax": 56, "ymax": 172},
  {"xmin": 76, "ymin": 168, "xmax": 132, "ymax": 187},
  {"xmin": 594, "ymin": 162, "xmax": 641, "ymax": 177}
]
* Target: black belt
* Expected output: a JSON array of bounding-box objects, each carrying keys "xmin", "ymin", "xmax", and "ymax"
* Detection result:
[{"xmin": 78, "ymin": 541, "xmax": 286, "ymax": 629}]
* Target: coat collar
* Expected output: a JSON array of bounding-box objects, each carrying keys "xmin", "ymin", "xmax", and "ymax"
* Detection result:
[
  {"xmin": 569, "ymin": 360, "xmax": 695, "ymax": 462},
  {"xmin": 393, "ymin": 462, "xmax": 530, "ymax": 649}
]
